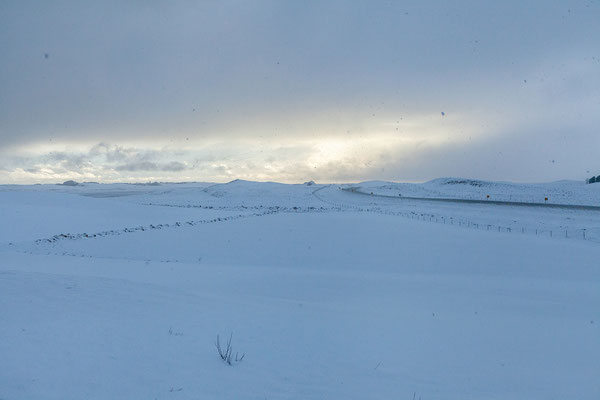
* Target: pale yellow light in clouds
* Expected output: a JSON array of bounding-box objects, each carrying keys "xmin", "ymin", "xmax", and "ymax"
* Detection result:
[{"xmin": 0, "ymin": 111, "xmax": 487, "ymax": 183}]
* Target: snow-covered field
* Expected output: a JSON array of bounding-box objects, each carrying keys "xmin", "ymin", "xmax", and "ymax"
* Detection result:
[{"xmin": 1, "ymin": 180, "xmax": 599, "ymax": 399}]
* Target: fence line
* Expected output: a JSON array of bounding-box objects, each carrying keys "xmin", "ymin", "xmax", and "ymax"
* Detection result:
[{"xmin": 313, "ymin": 189, "xmax": 597, "ymax": 243}]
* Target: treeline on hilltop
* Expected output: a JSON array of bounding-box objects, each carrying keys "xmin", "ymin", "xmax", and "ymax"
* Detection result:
[{"xmin": 586, "ymin": 175, "xmax": 600, "ymax": 184}]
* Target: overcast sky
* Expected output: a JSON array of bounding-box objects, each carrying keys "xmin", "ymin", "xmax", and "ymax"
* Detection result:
[{"xmin": 1, "ymin": 0, "xmax": 599, "ymax": 183}]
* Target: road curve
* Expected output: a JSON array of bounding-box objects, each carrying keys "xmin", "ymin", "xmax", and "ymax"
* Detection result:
[{"xmin": 341, "ymin": 187, "xmax": 600, "ymax": 211}]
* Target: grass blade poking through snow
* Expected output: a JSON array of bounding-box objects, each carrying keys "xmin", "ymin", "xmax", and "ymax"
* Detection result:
[{"xmin": 215, "ymin": 333, "xmax": 245, "ymax": 365}]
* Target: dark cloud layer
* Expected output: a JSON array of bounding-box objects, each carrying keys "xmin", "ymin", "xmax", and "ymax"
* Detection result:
[{"xmin": 1, "ymin": 1, "xmax": 599, "ymax": 183}]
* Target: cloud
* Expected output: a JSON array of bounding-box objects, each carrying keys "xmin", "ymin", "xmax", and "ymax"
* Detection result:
[
  {"xmin": 114, "ymin": 162, "xmax": 159, "ymax": 172},
  {"xmin": 114, "ymin": 161, "xmax": 188, "ymax": 172},
  {"xmin": 1, "ymin": 88, "xmax": 599, "ymax": 186},
  {"xmin": 89, "ymin": 143, "xmax": 137, "ymax": 163},
  {"xmin": 0, "ymin": 2, "xmax": 599, "ymax": 183},
  {"xmin": 161, "ymin": 161, "xmax": 187, "ymax": 172}
]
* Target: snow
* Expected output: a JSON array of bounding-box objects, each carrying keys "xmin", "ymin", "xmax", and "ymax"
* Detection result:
[
  {"xmin": 1, "ymin": 180, "xmax": 599, "ymax": 399},
  {"xmin": 352, "ymin": 177, "xmax": 600, "ymax": 206}
]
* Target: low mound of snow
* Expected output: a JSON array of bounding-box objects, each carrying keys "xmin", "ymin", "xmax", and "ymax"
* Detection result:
[{"xmin": 61, "ymin": 180, "xmax": 80, "ymax": 186}]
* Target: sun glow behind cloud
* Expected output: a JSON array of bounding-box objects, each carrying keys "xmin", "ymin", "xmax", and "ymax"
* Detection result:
[{"xmin": 0, "ymin": 111, "xmax": 487, "ymax": 184}]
